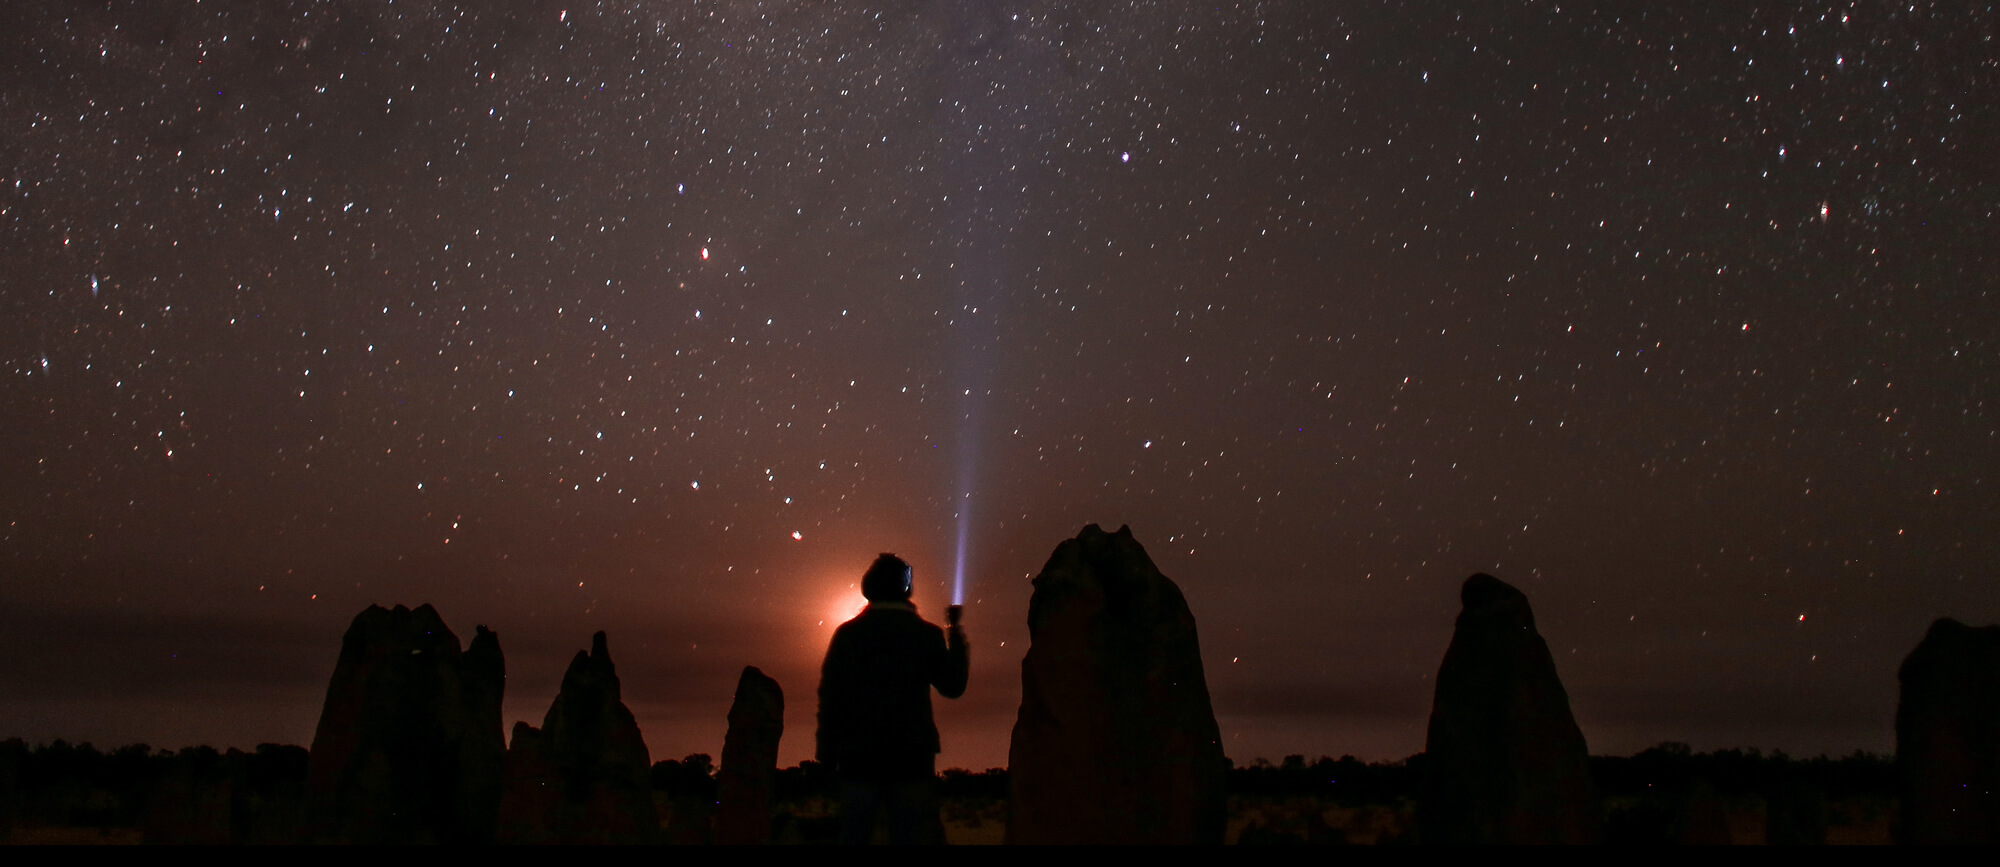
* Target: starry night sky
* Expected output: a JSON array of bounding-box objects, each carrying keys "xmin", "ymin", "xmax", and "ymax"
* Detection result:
[{"xmin": 3, "ymin": 2, "xmax": 1995, "ymax": 771}]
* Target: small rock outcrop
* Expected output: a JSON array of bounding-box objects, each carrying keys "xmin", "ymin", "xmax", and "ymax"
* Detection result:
[
  {"xmin": 302, "ymin": 604, "xmax": 505, "ymax": 844},
  {"xmin": 1006, "ymin": 524, "xmax": 1226, "ymax": 844},
  {"xmin": 1419, "ymin": 573, "xmax": 1601, "ymax": 844},
  {"xmin": 1896, "ymin": 617, "xmax": 2000, "ymax": 844},
  {"xmin": 715, "ymin": 666, "xmax": 785, "ymax": 844},
  {"xmin": 497, "ymin": 631, "xmax": 659, "ymax": 844}
]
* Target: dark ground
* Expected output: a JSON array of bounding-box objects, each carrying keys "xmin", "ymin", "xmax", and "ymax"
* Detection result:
[{"xmin": 0, "ymin": 738, "xmax": 1894, "ymax": 844}]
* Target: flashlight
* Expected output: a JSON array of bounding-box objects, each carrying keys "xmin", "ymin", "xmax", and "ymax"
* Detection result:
[{"xmin": 946, "ymin": 604, "xmax": 963, "ymax": 627}]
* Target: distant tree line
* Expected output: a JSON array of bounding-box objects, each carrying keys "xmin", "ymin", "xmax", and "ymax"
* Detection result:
[
  {"xmin": 0, "ymin": 740, "xmax": 309, "ymax": 842},
  {"xmin": 1222, "ymin": 744, "xmax": 1892, "ymax": 802},
  {"xmin": 1590, "ymin": 742, "xmax": 1894, "ymax": 801}
]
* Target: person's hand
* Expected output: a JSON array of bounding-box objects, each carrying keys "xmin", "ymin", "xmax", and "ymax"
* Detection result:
[{"xmin": 945, "ymin": 604, "xmax": 963, "ymax": 627}]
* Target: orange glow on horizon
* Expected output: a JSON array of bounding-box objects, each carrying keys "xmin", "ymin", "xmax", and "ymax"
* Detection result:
[{"xmin": 819, "ymin": 587, "xmax": 867, "ymax": 630}]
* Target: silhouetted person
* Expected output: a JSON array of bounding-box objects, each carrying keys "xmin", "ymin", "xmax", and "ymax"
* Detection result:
[{"xmin": 817, "ymin": 553, "xmax": 969, "ymax": 844}]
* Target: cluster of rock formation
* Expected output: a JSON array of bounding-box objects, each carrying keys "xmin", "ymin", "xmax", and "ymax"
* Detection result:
[
  {"xmin": 1407, "ymin": 573, "xmax": 2000, "ymax": 847},
  {"xmin": 273, "ymin": 525, "xmax": 2000, "ymax": 847},
  {"xmin": 301, "ymin": 605, "xmax": 787, "ymax": 845},
  {"xmin": 996, "ymin": 535, "xmax": 1996, "ymax": 847},
  {"xmin": 990, "ymin": 528, "xmax": 1610, "ymax": 846}
]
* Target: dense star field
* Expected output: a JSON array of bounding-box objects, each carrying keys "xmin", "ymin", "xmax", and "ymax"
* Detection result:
[{"xmin": 2, "ymin": 2, "xmax": 1995, "ymax": 771}]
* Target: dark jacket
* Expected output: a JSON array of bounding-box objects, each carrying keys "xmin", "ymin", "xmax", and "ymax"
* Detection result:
[{"xmin": 816, "ymin": 602, "xmax": 969, "ymax": 781}]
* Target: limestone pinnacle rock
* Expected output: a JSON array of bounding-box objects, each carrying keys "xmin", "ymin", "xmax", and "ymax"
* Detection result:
[
  {"xmin": 1896, "ymin": 617, "xmax": 2000, "ymax": 844},
  {"xmin": 497, "ymin": 630, "xmax": 659, "ymax": 844},
  {"xmin": 1419, "ymin": 574, "xmax": 1600, "ymax": 844},
  {"xmin": 716, "ymin": 665, "xmax": 785, "ymax": 844},
  {"xmin": 302, "ymin": 604, "xmax": 506, "ymax": 844},
  {"xmin": 1006, "ymin": 524, "xmax": 1226, "ymax": 844}
]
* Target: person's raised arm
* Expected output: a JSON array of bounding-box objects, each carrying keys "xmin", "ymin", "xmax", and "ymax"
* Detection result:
[{"xmin": 934, "ymin": 604, "xmax": 970, "ymax": 699}]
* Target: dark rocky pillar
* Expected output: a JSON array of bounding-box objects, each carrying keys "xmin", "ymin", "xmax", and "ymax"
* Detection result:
[
  {"xmin": 302, "ymin": 604, "xmax": 506, "ymax": 844},
  {"xmin": 1419, "ymin": 573, "xmax": 1601, "ymax": 844},
  {"xmin": 1896, "ymin": 618, "xmax": 2000, "ymax": 844},
  {"xmin": 716, "ymin": 666, "xmax": 785, "ymax": 844},
  {"xmin": 497, "ymin": 631, "xmax": 660, "ymax": 844},
  {"xmin": 1006, "ymin": 524, "xmax": 1226, "ymax": 844}
]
